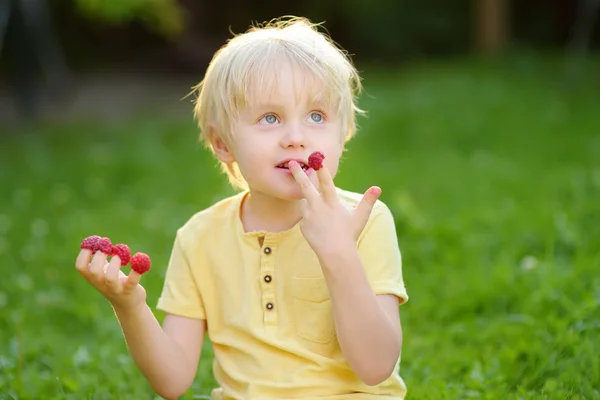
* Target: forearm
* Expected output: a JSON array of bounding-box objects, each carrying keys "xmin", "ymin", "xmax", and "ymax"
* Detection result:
[
  {"xmin": 113, "ymin": 303, "xmax": 194, "ymax": 399},
  {"xmin": 319, "ymin": 247, "xmax": 401, "ymax": 385}
]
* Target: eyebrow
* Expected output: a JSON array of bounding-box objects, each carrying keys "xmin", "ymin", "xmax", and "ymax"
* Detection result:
[
  {"xmin": 251, "ymin": 100, "xmax": 331, "ymax": 112},
  {"xmin": 252, "ymin": 103, "xmax": 282, "ymax": 111}
]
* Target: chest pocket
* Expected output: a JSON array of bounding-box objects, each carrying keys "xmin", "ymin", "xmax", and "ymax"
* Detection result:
[{"xmin": 292, "ymin": 277, "xmax": 335, "ymax": 344}]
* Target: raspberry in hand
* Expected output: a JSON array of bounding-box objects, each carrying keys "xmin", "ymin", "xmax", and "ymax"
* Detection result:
[
  {"xmin": 130, "ymin": 252, "xmax": 151, "ymax": 274},
  {"xmin": 308, "ymin": 151, "xmax": 325, "ymax": 171},
  {"xmin": 111, "ymin": 244, "xmax": 131, "ymax": 266},
  {"xmin": 80, "ymin": 235, "xmax": 101, "ymax": 252},
  {"xmin": 97, "ymin": 237, "xmax": 113, "ymax": 254}
]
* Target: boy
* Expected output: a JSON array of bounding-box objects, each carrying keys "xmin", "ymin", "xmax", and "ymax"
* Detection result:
[{"xmin": 75, "ymin": 16, "xmax": 409, "ymax": 399}]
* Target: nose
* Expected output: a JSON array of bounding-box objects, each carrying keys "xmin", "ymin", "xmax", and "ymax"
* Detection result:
[{"xmin": 279, "ymin": 122, "xmax": 306, "ymax": 149}]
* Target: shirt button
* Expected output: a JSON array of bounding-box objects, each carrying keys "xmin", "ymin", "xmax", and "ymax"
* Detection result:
[
  {"xmin": 264, "ymin": 275, "xmax": 272, "ymax": 283},
  {"xmin": 266, "ymin": 302, "xmax": 274, "ymax": 310},
  {"xmin": 263, "ymin": 247, "xmax": 272, "ymax": 255}
]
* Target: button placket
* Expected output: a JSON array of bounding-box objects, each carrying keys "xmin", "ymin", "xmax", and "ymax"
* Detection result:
[{"xmin": 260, "ymin": 237, "xmax": 277, "ymax": 326}]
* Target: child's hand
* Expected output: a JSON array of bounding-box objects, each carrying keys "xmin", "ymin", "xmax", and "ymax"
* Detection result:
[
  {"xmin": 288, "ymin": 160, "xmax": 382, "ymax": 258},
  {"xmin": 75, "ymin": 249, "xmax": 147, "ymax": 313}
]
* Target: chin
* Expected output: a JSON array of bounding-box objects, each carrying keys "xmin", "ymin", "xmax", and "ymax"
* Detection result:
[
  {"xmin": 263, "ymin": 185, "xmax": 307, "ymax": 202},
  {"xmin": 251, "ymin": 175, "xmax": 318, "ymax": 202},
  {"xmin": 287, "ymin": 191, "xmax": 307, "ymax": 201},
  {"xmin": 276, "ymin": 188, "xmax": 305, "ymax": 201}
]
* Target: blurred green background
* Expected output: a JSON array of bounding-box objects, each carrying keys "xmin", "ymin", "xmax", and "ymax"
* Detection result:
[{"xmin": 1, "ymin": 0, "xmax": 600, "ymax": 399}]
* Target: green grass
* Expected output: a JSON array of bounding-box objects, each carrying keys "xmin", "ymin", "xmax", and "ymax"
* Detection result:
[{"xmin": 1, "ymin": 54, "xmax": 599, "ymax": 399}]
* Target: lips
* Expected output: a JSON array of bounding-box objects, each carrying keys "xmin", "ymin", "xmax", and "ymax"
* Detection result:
[{"xmin": 276, "ymin": 159, "xmax": 309, "ymax": 170}]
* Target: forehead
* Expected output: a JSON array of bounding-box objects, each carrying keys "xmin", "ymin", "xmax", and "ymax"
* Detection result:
[{"xmin": 239, "ymin": 57, "xmax": 339, "ymax": 111}]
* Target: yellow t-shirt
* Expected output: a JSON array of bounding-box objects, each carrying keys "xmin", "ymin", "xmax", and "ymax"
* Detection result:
[{"xmin": 156, "ymin": 188, "xmax": 409, "ymax": 399}]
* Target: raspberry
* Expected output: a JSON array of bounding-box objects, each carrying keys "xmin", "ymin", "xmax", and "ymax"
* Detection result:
[
  {"xmin": 111, "ymin": 244, "xmax": 131, "ymax": 266},
  {"xmin": 97, "ymin": 237, "xmax": 113, "ymax": 254},
  {"xmin": 130, "ymin": 252, "xmax": 151, "ymax": 274},
  {"xmin": 308, "ymin": 151, "xmax": 325, "ymax": 171},
  {"xmin": 80, "ymin": 235, "xmax": 101, "ymax": 251}
]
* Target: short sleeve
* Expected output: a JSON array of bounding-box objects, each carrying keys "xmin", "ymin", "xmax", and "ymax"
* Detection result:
[
  {"xmin": 357, "ymin": 202, "xmax": 409, "ymax": 305},
  {"xmin": 156, "ymin": 231, "xmax": 206, "ymax": 319}
]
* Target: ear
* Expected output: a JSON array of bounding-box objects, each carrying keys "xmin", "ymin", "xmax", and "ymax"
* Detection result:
[{"xmin": 209, "ymin": 128, "xmax": 235, "ymax": 163}]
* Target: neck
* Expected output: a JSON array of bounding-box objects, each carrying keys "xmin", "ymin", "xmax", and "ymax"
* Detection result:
[{"xmin": 241, "ymin": 190, "xmax": 302, "ymax": 233}]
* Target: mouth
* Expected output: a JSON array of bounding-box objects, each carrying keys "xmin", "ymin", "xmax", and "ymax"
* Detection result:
[{"xmin": 276, "ymin": 160, "xmax": 309, "ymax": 171}]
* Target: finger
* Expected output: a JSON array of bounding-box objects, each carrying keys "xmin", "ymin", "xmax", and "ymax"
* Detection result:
[
  {"xmin": 75, "ymin": 249, "xmax": 93, "ymax": 273},
  {"xmin": 299, "ymin": 198, "xmax": 309, "ymax": 214},
  {"xmin": 315, "ymin": 165, "xmax": 337, "ymax": 204},
  {"xmin": 288, "ymin": 160, "xmax": 320, "ymax": 204},
  {"xmin": 122, "ymin": 271, "xmax": 141, "ymax": 294},
  {"xmin": 89, "ymin": 251, "xmax": 108, "ymax": 280},
  {"xmin": 354, "ymin": 186, "xmax": 382, "ymax": 235},
  {"xmin": 104, "ymin": 256, "xmax": 123, "ymax": 292}
]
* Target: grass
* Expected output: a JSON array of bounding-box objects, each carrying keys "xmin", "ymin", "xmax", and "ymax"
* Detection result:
[{"xmin": 1, "ymin": 53, "xmax": 599, "ymax": 399}]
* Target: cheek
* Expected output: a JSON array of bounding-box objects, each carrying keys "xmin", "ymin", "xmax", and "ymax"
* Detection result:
[
  {"xmin": 231, "ymin": 145, "xmax": 272, "ymax": 181},
  {"xmin": 323, "ymin": 146, "xmax": 343, "ymax": 175},
  {"xmin": 231, "ymin": 140, "xmax": 261, "ymax": 165},
  {"xmin": 326, "ymin": 158, "xmax": 340, "ymax": 176}
]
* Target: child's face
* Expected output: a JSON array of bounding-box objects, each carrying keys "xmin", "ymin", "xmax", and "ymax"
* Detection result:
[{"xmin": 218, "ymin": 62, "xmax": 345, "ymax": 201}]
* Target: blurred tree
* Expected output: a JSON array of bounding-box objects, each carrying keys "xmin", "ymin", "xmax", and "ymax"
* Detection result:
[
  {"xmin": 15, "ymin": 0, "xmax": 595, "ymax": 72},
  {"xmin": 565, "ymin": 0, "xmax": 600, "ymax": 84},
  {"xmin": 0, "ymin": 0, "xmax": 72, "ymax": 118},
  {"xmin": 72, "ymin": 0, "xmax": 185, "ymax": 38},
  {"xmin": 298, "ymin": 0, "xmax": 471, "ymax": 61},
  {"xmin": 474, "ymin": 0, "xmax": 509, "ymax": 55}
]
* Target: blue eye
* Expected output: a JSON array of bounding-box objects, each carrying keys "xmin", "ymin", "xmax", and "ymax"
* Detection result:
[
  {"xmin": 309, "ymin": 112, "xmax": 324, "ymax": 123},
  {"xmin": 259, "ymin": 114, "xmax": 278, "ymax": 124}
]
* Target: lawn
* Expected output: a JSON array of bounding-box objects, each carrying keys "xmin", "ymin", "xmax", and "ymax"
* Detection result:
[{"xmin": 1, "ymin": 54, "xmax": 599, "ymax": 399}]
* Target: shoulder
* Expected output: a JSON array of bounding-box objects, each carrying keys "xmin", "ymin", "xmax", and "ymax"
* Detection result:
[{"xmin": 175, "ymin": 191, "xmax": 245, "ymax": 246}]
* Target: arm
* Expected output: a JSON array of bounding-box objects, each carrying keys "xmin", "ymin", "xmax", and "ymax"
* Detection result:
[
  {"xmin": 288, "ymin": 160, "xmax": 407, "ymax": 386},
  {"xmin": 114, "ymin": 306, "xmax": 206, "ymax": 400},
  {"xmin": 76, "ymin": 248, "xmax": 206, "ymax": 400},
  {"xmin": 318, "ymin": 248, "xmax": 402, "ymax": 386}
]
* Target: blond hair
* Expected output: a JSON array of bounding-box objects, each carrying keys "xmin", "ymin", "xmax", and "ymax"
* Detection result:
[{"xmin": 191, "ymin": 16, "xmax": 364, "ymax": 190}]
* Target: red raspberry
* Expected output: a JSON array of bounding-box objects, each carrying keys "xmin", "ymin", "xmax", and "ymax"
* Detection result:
[
  {"xmin": 308, "ymin": 151, "xmax": 325, "ymax": 171},
  {"xmin": 80, "ymin": 235, "xmax": 101, "ymax": 251},
  {"xmin": 97, "ymin": 237, "xmax": 113, "ymax": 254},
  {"xmin": 130, "ymin": 252, "xmax": 151, "ymax": 274},
  {"xmin": 111, "ymin": 244, "xmax": 131, "ymax": 266}
]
